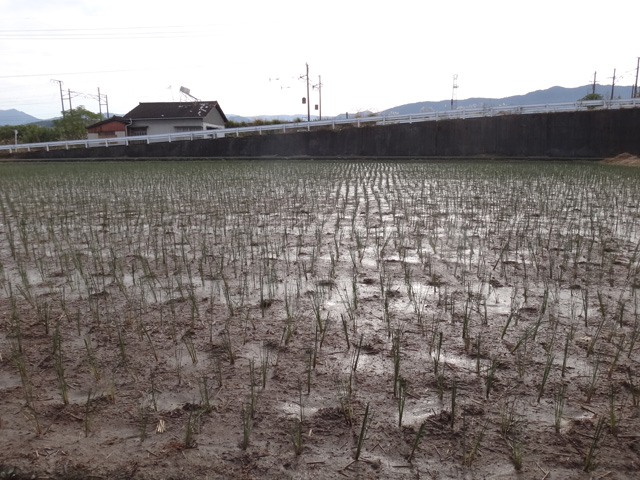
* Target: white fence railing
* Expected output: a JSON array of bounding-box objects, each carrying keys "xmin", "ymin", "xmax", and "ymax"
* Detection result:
[{"xmin": 2, "ymin": 98, "xmax": 640, "ymax": 154}]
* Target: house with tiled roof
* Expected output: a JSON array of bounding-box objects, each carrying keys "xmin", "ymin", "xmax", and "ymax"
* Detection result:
[
  {"xmin": 86, "ymin": 116, "xmax": 128, "ymax": 141},
  {"xmin": 122, "ymin": 101, "xmax": 227, "ymax": 136}
]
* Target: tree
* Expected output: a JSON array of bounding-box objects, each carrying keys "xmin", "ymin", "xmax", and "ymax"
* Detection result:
[
  {"xmin": 0, "ymin": 125, "xmax": 18, "ymax": 144},
  {"xmin": 580, "ymin": 93, "xmax": 603, "ymax": 101},
  {"xmin": 21, "ymin": 124, "xmax": 60, "ymax": 143},
  {"xmin": 53, "ymin": 106, "xmax": 103, "ymax": 140},
  {"xmin": 0, "ymin": 124, "xmax": 59, "ymax": 145}
]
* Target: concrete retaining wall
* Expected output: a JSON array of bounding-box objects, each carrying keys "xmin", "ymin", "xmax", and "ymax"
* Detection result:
[{"xmin": 7, "ymin": 108, "xmax": 640, "ymax": 160}]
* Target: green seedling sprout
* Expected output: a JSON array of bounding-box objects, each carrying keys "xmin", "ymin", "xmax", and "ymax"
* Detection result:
[{"xmin": 355, "ymin": 402, "xmax": 372, "ymax": 461}]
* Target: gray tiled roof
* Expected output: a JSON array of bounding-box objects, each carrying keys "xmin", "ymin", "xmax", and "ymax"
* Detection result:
[{"xmin": 124, "ymin": 102, "xmax": 227, "ymax": 121}]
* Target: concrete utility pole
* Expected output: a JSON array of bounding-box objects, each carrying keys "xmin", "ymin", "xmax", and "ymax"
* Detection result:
[
  {"xmin": 300, "ymin": 64, "xmax": 322, "ymax": 121},
  {"xmin": 97, "ymin": 88, "xmax": 110, "ymax": 118},
  {"xmin": 451, "ymin": 74, "xmax": 458, "ymax": 110},
  {"xmin": 592, "ymin": 71, "xmax": 597, "ymax": 95},
  {"xmin": 634, "ymin": 57, "xmax": 639, "ymax": 98},
  {"xmin": 299, "ymin": 63, "xmax": 312, "ymax": 122},
  {"xmin": 51, "ymin": 79, "xmax": 65, "ymax": 113},
  {"xmin": 318, "ymin": 75, "xmax": 322, "ymax": 120},
  {"xmin": 313, "ymin": 75, "xmax": 323, "ymax": 120},
  {"xmin": 68, "ymin": 89, "xmax": 73, "ymax": 110},
  {"xmin": 305, "ymin": 63, "xmax": 310, "ymax": 122},
  {"xmin": 610, "ymin": 69, "xmax": 616, "ymax": 100}
]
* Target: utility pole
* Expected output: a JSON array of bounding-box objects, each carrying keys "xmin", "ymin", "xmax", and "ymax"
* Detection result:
[
  {"xmin": 297, "ymin": 64, "xmax": 326, "ymax": 121},
  {"xmin": 451, "ymin": 73, "xmax": 458, "ymax": 110},
  {"xmin": 299, "ymin": 64, "xmax": 322, "ymax": 121},
  {"xmin": 51, "ymin": 79, "xmax": 65, "ymax": 113},
  {"xmin": 97, "ymin": 88, "xmax": 109, "ymax": 118},
  {"xmin": 318, "ymin": 75, "xmax": 322, "ymax": 120},
  {"xmin": 610, "ymin": 69, "xmax": 616, "ymax": 100},
  {"xmin": 592, "ymin": 71, "xmax": 597, "ymax": 95},
  {"xmin": 68, "ymin": 89, "xmax": 73, "ymax": 110},
  {"xmin": 451, "ymin": 74, "xmax": 458, "ymax": 110},
  {"xmin": 305, "ymin": 63, "xmax": 310, "ymax": 122},
  {"xmin": 313, "ymin": 75, "xmax": 323, "ymax": 120},
  {"xmin": 634, "ymin": 57, "xmax": 639, "ymax": 99},
  {"xmin": 299, "ymin": 63, "xmax": 312, "ymax": 122}
]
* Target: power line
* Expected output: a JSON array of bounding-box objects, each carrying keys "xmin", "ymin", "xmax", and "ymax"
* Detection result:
[
  {"xmin": 0, "ymin": 59, "xmax": 219, "ymax": 79},
  {"xmin": 1, "ymin": 33, "xmax": 213, "ymax": 40},
  {"xmin": 0, "ymin": 68, "xmax": 139, "ymax": 79},
  {"xmin": 0, "ymin": 25, "xmax": 219, "ymax": 40},
  {"xmin": 0, "ymin": 25, "xmax": 218, "ymax": 33}
]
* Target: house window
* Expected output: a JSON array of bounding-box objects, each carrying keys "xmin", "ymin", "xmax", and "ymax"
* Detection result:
[
  {"xmin": 129, "ymin": 127, "xmax": 148, "ymax": 136},
  {"xmin": 175, "ymin": 126, "xmax": 202, "ymax": 132}
]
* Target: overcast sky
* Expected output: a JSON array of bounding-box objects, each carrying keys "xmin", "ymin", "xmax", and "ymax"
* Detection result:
[{"xmin": 1, "ymin": 0, "xmax": 638, "ymax": 120}]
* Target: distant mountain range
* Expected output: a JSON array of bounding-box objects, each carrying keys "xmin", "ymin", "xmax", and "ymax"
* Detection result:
[
  {"xmin": 0, "ymin": 109, "xmax": 42, "ymax": 126},
  {"xmin": 226, "ymin": 114, "xmax": 307, "ymax": 123},
  {"xmin": 1, "ymin": 84, "xmax": 636, "ymax": 126},
  {"xmin": 380, "ymin": 84, "xmax": 635, "ymax": 116}
]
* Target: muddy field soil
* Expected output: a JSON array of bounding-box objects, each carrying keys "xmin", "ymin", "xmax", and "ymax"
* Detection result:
[{"xmin": 1, "ymin": 160, "xmax": 639, "ymax": 479}]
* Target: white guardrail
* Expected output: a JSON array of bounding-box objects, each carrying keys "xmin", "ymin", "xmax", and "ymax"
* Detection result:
[{"xmin": 2, "ymin": 98, "xmax": 640, "ymax": 154}]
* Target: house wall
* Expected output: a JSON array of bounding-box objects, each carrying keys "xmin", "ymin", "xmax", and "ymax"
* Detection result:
[
  {"xmin": 87, "ymin": 120, "xmax": 127, "ymax": 135},
  {"xmin": 203, "ymin": 109, "xmax": 226, "ymax": 129},
  {"xmin": 87, "ymin": 131, "xmax": 126, "ymax": 140},
  {"xmin": 129, "ymin": 119, "xmax": 214, "ymax": 136}
]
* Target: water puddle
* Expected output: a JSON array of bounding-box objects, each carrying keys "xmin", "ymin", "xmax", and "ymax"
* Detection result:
[{"xmin": 278, "ymin": 400, "xmax": 319, "ymax": 419}]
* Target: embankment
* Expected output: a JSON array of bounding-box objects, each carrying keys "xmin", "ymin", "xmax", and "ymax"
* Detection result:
[{"xmin": 6, "ymin": 107, "xmax": 640, "ymax": 160}]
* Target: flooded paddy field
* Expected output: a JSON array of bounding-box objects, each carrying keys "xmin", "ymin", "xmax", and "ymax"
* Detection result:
[{"xmin": 1, "ymin": 159, "xmax": 639, "ymax": 479}]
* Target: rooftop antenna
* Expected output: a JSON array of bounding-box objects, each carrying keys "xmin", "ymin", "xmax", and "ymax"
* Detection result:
[
  {"xmin": 451, "ymin": 74, "xmax": 458, "ymax": 110},
  {"xmin": 179, "ymin": 86, "xmax": 200, "ymax": 102}
]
